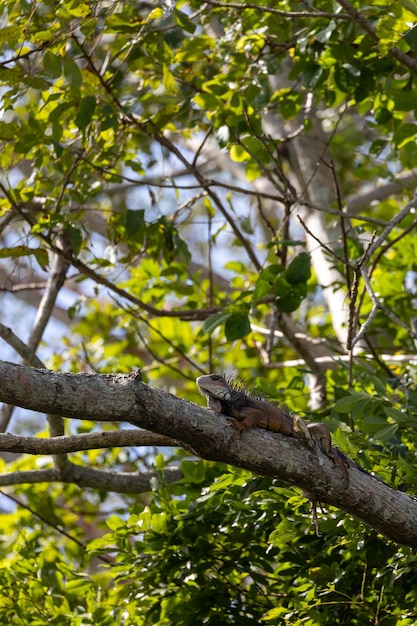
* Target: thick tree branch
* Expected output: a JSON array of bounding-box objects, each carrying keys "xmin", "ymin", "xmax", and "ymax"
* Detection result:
[
  {"xmin": 0, "ymin": 464, "xmax": 183, "ymax": 492},
  {"xmin": 0, "ymin": 429, "xmax": 177, "ymax": 455},
  {"xmin": 0, "ymin": 360, "xmax": 416, "ymax": 547},
  {"xmin": 61, "ymin": 462, "xmax": 183, "ymax": 492}
]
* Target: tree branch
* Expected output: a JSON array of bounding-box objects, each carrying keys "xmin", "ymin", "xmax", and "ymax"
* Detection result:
[
  {"xmin": 0, "ymin": 232, "xmax": 71, "ymax": 433},
  {"xmin": 0, "ymin": 464, "xmax": 183, "ymax": 492},
  {"xmin": 148, "ymin": 126, "xmax": 262, "ymax": 271},
  {"xmin": 356, "ymin": 194, "xmax": 417, "ymax": 264},
  {"xmin": 202, "ymin": 1, "xmax": 349, "ymax": 19},
  {"xmin": 0, "ymin": 429, "xmax": 177, "ymax": 455},
  {"xmin": 0, "ymin": 360, "xmax": 416, "ymax": 547}
]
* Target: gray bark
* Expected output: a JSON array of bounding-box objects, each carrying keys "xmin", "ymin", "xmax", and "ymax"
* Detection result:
[{"xmin": 0, "ymin": 360, "xmax": 416, "ymax": 548}]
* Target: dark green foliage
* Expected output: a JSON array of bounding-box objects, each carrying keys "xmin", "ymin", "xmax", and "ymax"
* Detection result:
[{"xmin": 85, "ymin": 460, "xmax": 417, "ymax": 625}]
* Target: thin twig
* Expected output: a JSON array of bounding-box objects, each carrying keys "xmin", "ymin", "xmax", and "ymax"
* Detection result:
[
  {"xmin": 192, "ymin": 126, "xmax": 214, "ymax": 167},
  {"xmin": 356, "ymin": 266, "xmax": 417, "ymax": 344},
  {"xmin": 150, "ymin": 124, "xmax": 262, "ymax": 271},
  {"xmin": 203, "ymin": 1, "xmax": 349, "ymax": 20},
  {"xmin": 297, "ymin": 215, "xmax": 349, "ymax": 265},
  {"xmin": 350, "ymin": 303, "xmax": 379, "ymax": 349},
  {"xmin": 346, "ymin": 231, "xmax": 376, "ymax": 351},
  {"xmin": 207, "ymin": 205, "xmax": 214, "ymax": 371},
  {"xmin": 111, "ymin": 296, "xmax": 205, "ymax": 376},
  {"xmin": 0, "ymin": 323, "xmax": 44, "ymax": 368}
]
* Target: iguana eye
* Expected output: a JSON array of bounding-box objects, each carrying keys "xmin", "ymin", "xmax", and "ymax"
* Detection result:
[{"xmin": 211, "ymin": 375, "xmax": 220, "ymax": 381}]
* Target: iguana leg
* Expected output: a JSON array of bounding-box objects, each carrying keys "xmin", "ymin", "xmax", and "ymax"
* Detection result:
[
  {"xmin": 309, "ymin": 500, "xmax": 323, "ymax": 537},
  {"xmin": 228, "ymin": 407, "xmax": 264, "ymax": 438},
  {"xmin": 307, "ymin": 423, "xmax": 349, "ymax": 484},
  {"xmin": 326, "ymin": 449, "xmax": 350, "ymax": 483},
  {"xmin": 293, "ymin": 415, "xmax": 315, "ymax": 448}
]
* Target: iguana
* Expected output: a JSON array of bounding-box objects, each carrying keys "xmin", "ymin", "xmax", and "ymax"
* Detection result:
[
  {"xmin": 196, "ymin": 373, "xmax": 349, "ymax": 481},
  {"xmin": 196, "ymin": 374, "xmax": 384, "ymax": 535}
]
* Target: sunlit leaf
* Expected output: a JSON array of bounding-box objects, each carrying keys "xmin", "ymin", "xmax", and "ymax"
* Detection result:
[{"xmin": 202, "ymin": 311, "xmax": 232, "ymax": 335}]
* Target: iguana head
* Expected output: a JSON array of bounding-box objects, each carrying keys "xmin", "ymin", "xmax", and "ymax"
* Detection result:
[{"xmin": 196, "ymin": 374, "xmax": 232, "ymax": 413}]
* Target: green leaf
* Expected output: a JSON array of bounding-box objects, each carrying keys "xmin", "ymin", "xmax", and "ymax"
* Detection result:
[
  {"xmin": 274, "ymin": 276, "xmax": 291, "ymax": 298},
  {"xmin": 0, "ymin": 120, "xmax": 17, "ymax": 139},
  {"xmin": 275, "ymin": 290, "xmax": 304, "ymax": 313},
  {"xmin": 64, "ymin": 56, "xmax": 82, "ymax": 88},
  {"xmin": 224, "ymin": 312, "xmax": 251, "ymax": 340},
  {"xmin": 374, "ymin": 107, "xmax": 392, "ymax": 125},
  {"xmin": 252, "ymin": 264, "xmax": 284, "ymax": 306},
  {"xmin": 66, "ymin": 224, "xmax": 83, "ymax": 256},
  {"xmin": 154, "ymin": 452, "xmax": 166, "ymax": 470},
  {"xmin": 334, "ymin": 63, "xmax": 361, "ymax": 92},
  {"xmin": 0, "ymin": 245, "xmax": 37, "ymax": 259},
  {"xmin": 245, "ymin": 161, "xmax": 261, "ymax": 181},
  {"xmin": 302, "ymin": 63, "xmax": 325, "ymax": 88},
  {"xmin": 0, "ymin": 245, "xmax": 49, "ymax": 270},
  {"xmin": 66, "ymin": 579, "xmax": 91, "ymax": 592},
  {"xmin": 240, "ymin": 137, "xmax": 270, "ymax": 164},
  {"xmin": 163, "ymin": 64, "xmax": 177, "ymax": 95},
  {"xmin": 202, "ymin": 311, "xmax": 232, "ymax": 335},
  {"xmin": 230, "ymin": 144, "xmax": 250, "ymax": 163},
  {"xmin": 43, "ymin": 51, "xmax": 62, "ymax": 78},
  {"xmin": 106, "ymin": 515, "xmax": 125, "ymax": 530},
  {"xmin": 384, "ymin": 407, "xmax": 409, "ymax": 423},
  {"xmin": 151, "ymin": 511, "xmax": 168, "ymax": 534},
  {"xmin": 203, "ymin": 78, "xmax": 230, "ymax": 97},
  {"xmin": 0, "ymin": 24, "xmax": 25, "ymax": 47},
  {"xmin": 274, "ymin": 275, "xmax": 307, "ymax": 312},
  {"xmin": 75, "ymin": 95, "xmax": 96, "ymax": 130},
  {"xmin": 374, "ymin": 423, "xmax": 399, "ymax": 442},
  {"xmin": 369, "ymin": 139, "xmax": 388, "ymax": 156},
  {"xmin": 393, "ymin": 123, "xmax": 417, "ymax": 149},
  {"xmin": 260, "ymin": 264, "xmax": 285, "ymax": 281},
  {"xmin": 285, "ymin": 252, "xmax": 311, "ymax": 284},
  {"xmin": 252, "ymin": 279, "xmax": 272, "ymax": 306},
  {"xmin": 33, "ymin": 248, "xmax": 49, "ymax": 270},
  {"xmin": 263, "ymin": 606, "xmax": 292, "ymax": 620},
  {"xmin": 125, "ymin": 208, "xmax": 145, "ymax": 239},
  {"xmin": 360, "ymin": 415, "xmax": 389, "ymax": 435},
  {"xmin": 335, "ymin": 394, "xmax": 372, "ymax": 413},
  {"xmin": 180, "ymin": 460, "xmax": 207, "ymax": 483},
  {"xmin": 66, "ymin": 1, "xmax": 91, "ymax": 17},
  {"xmin": 173, "ymin": 9, "xmax": 196, "ymax": 34}
]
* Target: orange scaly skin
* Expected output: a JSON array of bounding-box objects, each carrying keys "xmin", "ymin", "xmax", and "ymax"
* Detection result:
[
  {"xmin": 196, "ymin": 374, "xmax": 294, "ymax": 436},
  {"xmin": 196, "ymin": 374, "xmax": 349, "ymax": 482}
]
